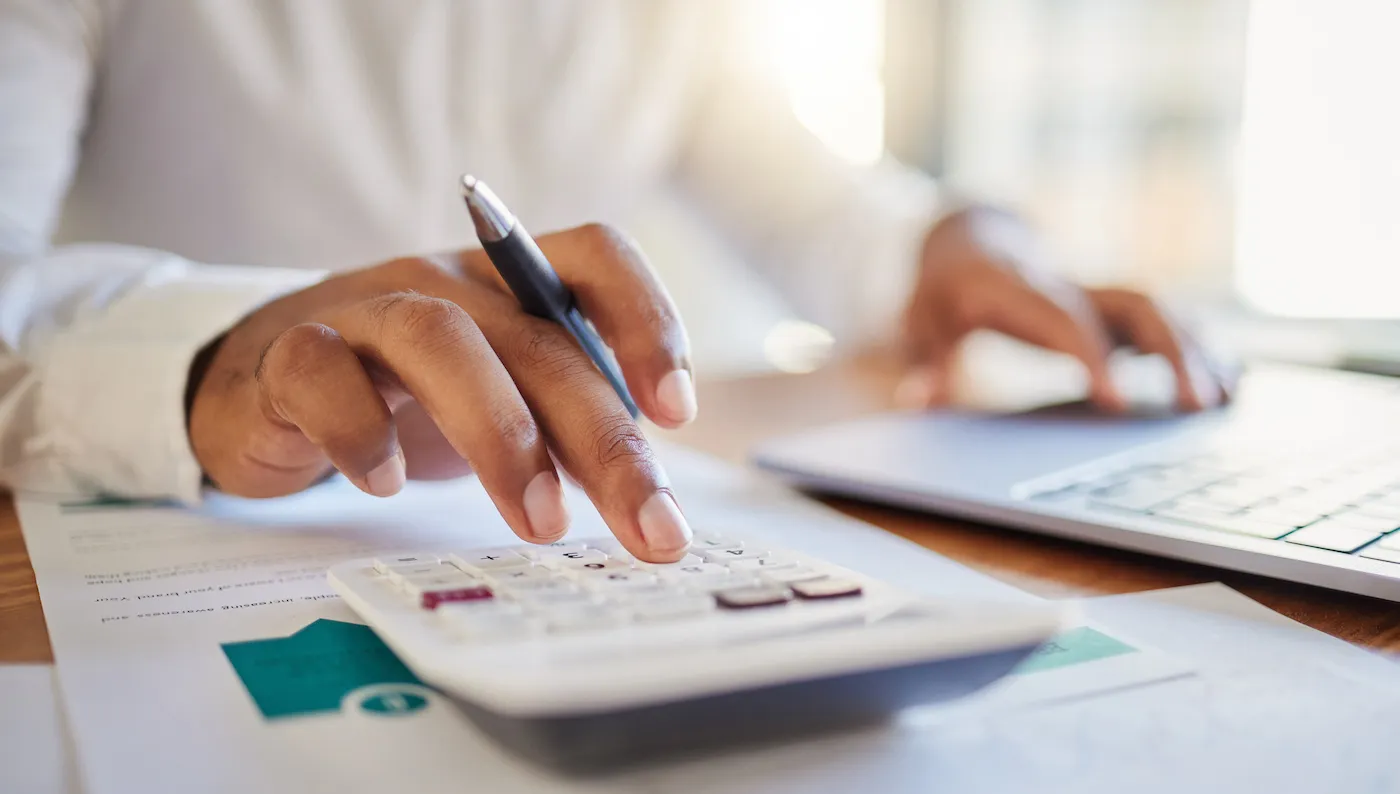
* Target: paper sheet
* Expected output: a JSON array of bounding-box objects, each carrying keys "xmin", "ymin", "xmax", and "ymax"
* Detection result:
[
  {"xmin": 33, "ymin": 440, "xmax": 1392, "ymax": 794},
  {"xmin": 0, "ymin": 665, "xmax": 80, "ymax": 794}
]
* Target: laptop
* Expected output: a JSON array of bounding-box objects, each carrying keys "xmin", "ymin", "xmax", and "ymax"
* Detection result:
[{"xmin": 753, "ymin": 364, "xmax": 1400, "ymax": 601}]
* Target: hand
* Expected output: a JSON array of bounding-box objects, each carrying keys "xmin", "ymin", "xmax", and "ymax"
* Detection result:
[
  {"xmin": 899, "ymin": 208, "xmax": 1234, "ymax": 412},
  {"xmin": 187, "ymin": 224, "xmax": 698, "ymax": 562}
]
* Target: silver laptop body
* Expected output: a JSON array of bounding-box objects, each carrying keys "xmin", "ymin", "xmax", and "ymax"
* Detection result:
[{"xmin": 754, "ymin": 365, "xmax": 1400, "ymax": 601}]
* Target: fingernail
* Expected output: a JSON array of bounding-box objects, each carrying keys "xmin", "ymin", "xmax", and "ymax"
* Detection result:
[
  {"xmin": 894, "ymin": 368, "xmax": 937, "ymax": 410},
  {"xmin": 365, "ymin": 450, "xmax": 406, "ymax": 497},
  {"xmin": 637, "ymin": 491, "xmax": 692, "ymax": 555},
  {"xmin": 1095, "ymin": 386, "xmax": 1129, "ymax": 413},
  {"xmin": 655, "ymin": 369, "xmax": 698, "ymax": 424},
  {"xmin": 523, "ymin": 470, "xmax": 570, "ymax": 539}
]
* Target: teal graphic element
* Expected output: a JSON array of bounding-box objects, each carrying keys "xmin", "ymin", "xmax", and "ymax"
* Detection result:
[
  {"xmin": 59, "ymin": 494, "xmax": 179, "ymax": 512},
  {"xmin": 222, "ymin": 619, "xmax": 425, "ymax": 719},
  {"xmin": 1014, "ymin": 626, "xmax": 1136, "ymax": 675},
  {"xmin": 358, "ymin": 690, "xmax": 430, "ymax": 715}
]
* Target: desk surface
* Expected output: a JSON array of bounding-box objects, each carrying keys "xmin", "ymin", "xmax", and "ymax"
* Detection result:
[{"xmin": 6, "ymin": 355, "xmax": 1400, "ymax": 663}]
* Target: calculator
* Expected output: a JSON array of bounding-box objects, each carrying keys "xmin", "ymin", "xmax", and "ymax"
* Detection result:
[{"xmin": 328, "ymin": 533, "xmax": 1061, "ymax": 768}]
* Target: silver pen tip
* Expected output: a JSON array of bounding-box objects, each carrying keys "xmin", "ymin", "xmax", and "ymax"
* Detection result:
[{"xmin": 459, "ymin": 174, "xmax": 516, "ymax": 242}]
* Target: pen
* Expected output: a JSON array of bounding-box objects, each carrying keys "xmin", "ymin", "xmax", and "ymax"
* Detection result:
[{"xmin": 460, "ymin": 175, "xmax": 640, "ymax": 418}]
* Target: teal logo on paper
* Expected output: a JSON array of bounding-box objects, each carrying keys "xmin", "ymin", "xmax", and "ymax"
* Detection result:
[
  {"xmin": 59, "ymin": 494, "xmax": 179, "ymax": 512},
  {"xmin": 357, "ymin": 689, "xmax": 430, "ymax": 715},
  {"xmin": 1015, "ymin": 626, "xmax": 1136, "ymax": 675},
  {"xmin": 222, "ymin": 619, "xmax": 428, "ymax": 719}
]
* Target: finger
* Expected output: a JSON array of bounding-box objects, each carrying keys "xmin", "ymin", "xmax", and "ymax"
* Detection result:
[
  {"xmin": 494, "ymin": 312, "xmax": 692, "ymax": 563},
  {"xmin": 897, "ymin": 292, "xmax": 959, "ymax": 409},
  {"xmin": 1173, "ymin": 321, "xmax": 1241, "ymax": 405},
  {"xmin": 255, "ymin": 323, "xmax": 405, "ymax": 497},
  {"xmin": 967, "ymin": 273, "xmax": 1126, "ymax": 411},
  {"xmin": 324, "ymin": 292, "xmax": 569, "ymax": 542},
  {"xmin": 1090, "ymin": 289, "xmax": 1219, "ymax": 412},
  {"xmin": 470, "ymin": 223, "xmax": 695, "ymax": 429}
]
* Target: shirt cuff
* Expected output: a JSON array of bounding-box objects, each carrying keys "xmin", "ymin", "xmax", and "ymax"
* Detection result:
[{"xmin": 35, "ymin": 257, "xmax": 326, "ymax": 503}]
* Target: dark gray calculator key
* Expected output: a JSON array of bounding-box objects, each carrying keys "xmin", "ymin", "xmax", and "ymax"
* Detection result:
[
  {"xmin": 715, "ymin": 585, "xmax": 792, "ymax": 610},
  {"xmin": 790, "ymin": 577, "xmax": 863, "ymax": 600}
]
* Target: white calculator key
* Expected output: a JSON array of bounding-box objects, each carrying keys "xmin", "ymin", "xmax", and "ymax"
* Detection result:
[
  {"xmin": 382, "ymin": 563, "xmax": 454, "ymax": 583},
  {"xmin": 686, "ymin": 574, "xmax": 761, "ymax": 594},
  {"xmin": 399, "ymin": 574, "xmax": 480, "ymax": 597},
  {"xmin": 450, "ymin": 549, "xmax": 530, "ymax": 571},
  {"xmin": 701, "ymin": 547, "xmax": 769, "ymax": 564},
  {"xmin": 588, "ymin": 570, "xmax": 659, "ymax": 589},
  {"xmin": 539, "ymin": 549, "xmax": 611, "ymax": 567},
  {"xmin": 399, "ymin": 574, "xmax": 478, "ymax": 597},
  {"xmin": 515, "ymin": 542, "xmax": 589, "ymax": 560},
  {"xmin": 438, "ymin": 600, "xmax": 524, "ymax": 620},
  {"xmin": 440, "ymin": 603, "xmax": 533, "ymax": 641},
  {"xmin": 689, "ymin": 535, "xmax": 743, "ymax": 552},
  {"xmin": 655, "ymin": 563, "xmax": 729, "ymax": 581},
  {"xmin": 727, "ymin": 556, "xmax": 798, "ymax": 572},
  {"xmin": 486, "ymin": 566, "xmax": 553, "ymax": 584},
  {"xmin": 630, "ymin": 553, "xmax": 704, "ymax": 570},
  {"xmin": 569, "ymin": 559, "xmax": 633, "ymax": 575},
  {"xmin": 581, "ymin": 538, "xmax": 635, "ymax": 561},
  {"xmin": 629, "ymin": 595, "xmax": 715, "ymax": 623},
  {"xmin": 512, "ymin": 585, "xmax": 598, "ymax": 607},
  {"xmin": 373, "ymin": 553, "xmax": 442, "ymax": 573},
  {"xmin": 498, "ymin": 578, "xmax": 577, "ymax": 595},
  {"xmin": 540, "ymin": 605, "xmax": 626, "ymax": 633},
  {"xmin": 451, "ymin": 616, "xmax": 538, "ymax": 642},
  {"xmin": 762, "ymin": 566, "xmax": 827, "ymax": 584},
  {"xmin": 599, "ymin": 584, "xmax": 673, "ymax": 603}
]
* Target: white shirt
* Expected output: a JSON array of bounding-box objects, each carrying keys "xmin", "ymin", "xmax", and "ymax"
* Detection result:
[{"xmin": 0, "ymin": 0, "xmax": 939, "ymax": 503}]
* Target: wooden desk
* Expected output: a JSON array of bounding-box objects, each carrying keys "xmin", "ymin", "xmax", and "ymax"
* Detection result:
[{"xmin": 6, "ymin": 355, "xmax": 1400, "ymax": 664}]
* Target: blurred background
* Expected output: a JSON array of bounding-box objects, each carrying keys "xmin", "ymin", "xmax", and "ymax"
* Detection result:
[{"xmin": 638, "ymin": 0, "xmax": 1400, "ymax": 388}]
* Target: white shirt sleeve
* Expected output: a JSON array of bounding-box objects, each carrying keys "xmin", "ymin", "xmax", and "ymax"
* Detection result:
[
  {"xmin": 0, "ymin": 0, "xmax": 323, "ymax": 503},
  {"xmin": 672, "ymin": 4, "xmax": 943, "ymax": 349}
]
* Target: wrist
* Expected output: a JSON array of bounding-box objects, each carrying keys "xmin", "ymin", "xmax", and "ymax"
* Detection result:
[{"xmin": 184, "ymin": 333, "xmax": 227, "ymax": 427}]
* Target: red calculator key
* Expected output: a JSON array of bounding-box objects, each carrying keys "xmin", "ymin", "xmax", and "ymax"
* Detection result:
[{"xmin": 421, "ymin": 586, "xmax": 494, "ymax": 610}]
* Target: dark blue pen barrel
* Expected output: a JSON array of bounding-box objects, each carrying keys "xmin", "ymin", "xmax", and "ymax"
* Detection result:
[
  {"xmin": 482, "ymin": 230, "xmax": 573, "ymax": 319},
  {"xmin": 561, "ymin": 309, "xmax": 641, "ymax": 419},
  {"xmin": 482, "ymin": 229, "xmax": 640, "ymax": 419}
]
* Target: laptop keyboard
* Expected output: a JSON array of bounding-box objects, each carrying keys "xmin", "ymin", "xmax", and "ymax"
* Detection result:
[{"xmin": 1022, "ymin": 443, "xmax": 1400, "ymax": 563}]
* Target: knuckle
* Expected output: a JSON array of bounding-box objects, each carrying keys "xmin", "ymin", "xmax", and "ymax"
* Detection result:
[
  {"xmin": 576, "ymin": 222, "xmax": 630, "ymax": 253},
  {"xmin": 1123, "ymin": 290, "xmax": 1158, "ymax": 313},
  {"xmin": 375, "ymin": 256, "xmax": 449, "ymax": 286},
  {"xmin": 397, "ymin": 295, "xmax": 463, "ymax": 335},
  {"xmin": 374, "ymin": 293, "xmax": 479, "ymax": 353},
  {"xmin": 363, "ymin": 291, "xmax": 416, "ymax": 331},
  {"xmin": 947, "ymin": 289, "xmax": 987, "ymax": 330},
  {"xmin": 487, "ymin": 403, "xmax": 540, "ymax": 453},
  {"xmin": 258, "ymin": 323, "xmax": 342, "ymax": 384},
  {"xmin": 586, "ymin": 413, "xmax": 654, "ymax": 473},
  {"xmin": 510, "ymin": 325, "xmax": 591, "ymax": 380}
]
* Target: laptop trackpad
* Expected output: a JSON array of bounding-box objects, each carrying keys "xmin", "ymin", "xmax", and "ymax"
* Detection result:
[{"xmin": 752, "ymin": 403, "xmax": 1228, "ymax": 503}]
